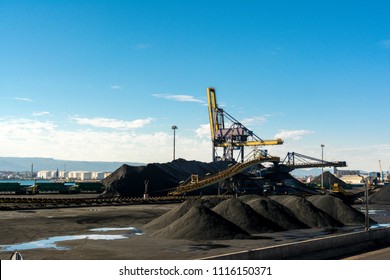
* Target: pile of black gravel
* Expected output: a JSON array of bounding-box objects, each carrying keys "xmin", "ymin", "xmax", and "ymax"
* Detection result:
[
  {"xmin": 142, "ymin": 195, "xmax": 371, "ymax": 240},
  {"xmin": 370, "ymin": 185, "xmax": 390, "ymax": 205},
  {"xmin": 100, "ymin": 158, "xmax": 232, "ymax": 197}
]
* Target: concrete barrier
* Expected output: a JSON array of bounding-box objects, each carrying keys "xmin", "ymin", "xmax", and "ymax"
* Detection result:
[{"xmin": 203, "ymin": 227, "xmax": 390, "ymax": 260}]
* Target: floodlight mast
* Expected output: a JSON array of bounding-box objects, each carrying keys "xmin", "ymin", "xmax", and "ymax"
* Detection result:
[{"xmin": 206, "ymin": 87, "xmax": 283, "ymax": 162}]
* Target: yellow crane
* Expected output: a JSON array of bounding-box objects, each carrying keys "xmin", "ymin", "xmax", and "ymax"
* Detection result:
[{"xmin": 207, "ymin": 87, "xmax": 283, "ymax": 162}]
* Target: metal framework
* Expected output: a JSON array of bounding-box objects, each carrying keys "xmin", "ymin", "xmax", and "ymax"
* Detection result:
[
  {"xmin": 281, "ymin": 152, "xmax": 347, "ymax": 170},
  {"xmin": 207, "ymin": 87, "xmax": 283, "ymax": 162},
  {"xmin": 168, "ymin": 153, "xmax": 280, "ymax": 196}
]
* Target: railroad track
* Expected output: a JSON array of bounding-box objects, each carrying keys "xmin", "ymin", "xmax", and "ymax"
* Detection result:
[{"xmin": 0, "ymin": 196, "xmax": 191, "ymax": 210}]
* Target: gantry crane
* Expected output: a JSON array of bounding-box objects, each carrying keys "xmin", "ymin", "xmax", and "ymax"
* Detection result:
[
  {"xmin": 281, "ymin": 152, "xmax": 347, "ymax": 171},
  {"xmin": 207, "ymin": 87, "xmax": 283, "ymax": 162}
]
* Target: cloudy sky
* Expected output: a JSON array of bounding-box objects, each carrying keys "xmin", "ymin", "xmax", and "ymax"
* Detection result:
[{"xmin": 1, "ymin": 0, "xmax": 389, "ymax": 172}]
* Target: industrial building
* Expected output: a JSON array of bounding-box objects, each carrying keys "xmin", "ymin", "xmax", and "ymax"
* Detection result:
[{"xmin": 36, "ymin": 170, "xmax": 111, "ymax": 181}]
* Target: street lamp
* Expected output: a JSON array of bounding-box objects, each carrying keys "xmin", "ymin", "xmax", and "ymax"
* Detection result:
[
  {"xmin": 321, "ymin": 144, "xmax": 325, "ymax": 189},
  {"xmin": 172, "ymin": 125, "xmax": 178, "ymax": 160},
  {"xmin": 358, "ymin": 175, "xmax": 370, "ymax": 231}
]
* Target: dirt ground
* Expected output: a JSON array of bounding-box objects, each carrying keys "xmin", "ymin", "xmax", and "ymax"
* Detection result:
[{"xmin": 1, "ymin": 200, "xmax": 389, "ymax": 260}]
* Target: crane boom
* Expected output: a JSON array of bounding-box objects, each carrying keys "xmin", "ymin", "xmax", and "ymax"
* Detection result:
[{"xmin": 207, "ymin": 87, "xmax": 218, "ymax": 141}]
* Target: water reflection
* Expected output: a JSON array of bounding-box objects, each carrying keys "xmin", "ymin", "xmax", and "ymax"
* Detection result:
[
  {"xmin": 369, "ymin": 223, "xmax": 390, "ymax": 229},
  {"xmin": 90, "ymin": 226, "xmax": 143, "ymax": 235},
  {"xmin": 0, "ymin": 226, "xmax": 143, "ymax": 252},
  {"xmin": 367, "ymin": 209, "xmax": 386, "ymax": 215}
]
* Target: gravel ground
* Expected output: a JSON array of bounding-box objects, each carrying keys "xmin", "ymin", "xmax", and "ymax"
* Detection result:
[{"xmin": 1, "ymin": 198, "xmax": 389, "ymax": 260}]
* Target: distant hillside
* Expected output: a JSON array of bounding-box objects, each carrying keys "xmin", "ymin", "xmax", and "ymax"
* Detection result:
[{"xmin": 0, "ymin": 157, "xmax": 144, "ymax": 172}]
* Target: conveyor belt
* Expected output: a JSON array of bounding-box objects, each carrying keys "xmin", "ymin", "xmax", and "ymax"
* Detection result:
[{"xmin": 168, "ymin": 155, "xmax": 280, "ymax": 196}]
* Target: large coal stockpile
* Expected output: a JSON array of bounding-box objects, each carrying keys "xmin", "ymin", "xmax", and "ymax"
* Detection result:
[
  {"xmin": 370, "ymin": 185, "xmax": 390, "ymax": 205},
  {"xmin": 311, "ymin": 171, "xmax": 346, "ymax": 187},
  {"xmin": 261, "ymin": 167, "xmax": 319, "ymax": 195},
  {"xmin": 143, "ymin": 195, "xmax": 370, "ymax": 240},
  {"xmin": 270, "ymin": 195, "xmax": 343, "ymax": 228},
  {"xmin": 246, "ymin": 197, "xmax": 308, "ymax": 230},
  {"xmin": 307, "ymin": 195, "xmax": 370, "ymax": 225},
  {"xmin": 212, "ymin": 198, "xmax": 284, "ymax": 233},
  {"xmin": 101, "ymin": 159, "xmax": 232, "ymax": 197},
  {"xmin": 150, "ymin": 205, "xmax": 249, "ymax": 240}
]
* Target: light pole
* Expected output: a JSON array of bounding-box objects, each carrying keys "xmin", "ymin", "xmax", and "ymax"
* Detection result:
[
  {"xmin": 172, "ymin": 125, "xmax": 178, "ymax": 160},
  {"xmin": 321, "ymin": 144, "xmax": 325, "ymax": 189},
  {"xmin": 358, "ymin": 175, "xmax": 370, "ymax": 231}
]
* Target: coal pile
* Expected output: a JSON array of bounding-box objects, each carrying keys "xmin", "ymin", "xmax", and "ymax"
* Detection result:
[
  {"xmin": 306, "ymin": 195, "xmax": 367, "ymax": 225},
  {"xmin": 247, "ymin": 197, "xmax": 309, "ymax": 230},
  {"xmin": 149, "ymin": 205, "xmax": 249, "ymax": 240},
  {"xmin": 101, "ymin": 159, "xmax": 232, "ymax": 197},
  {"xmin": 144, "ymin": 195, "xmax": 373, "ymax": 240},
  {"xmin": 237, "ymin": 194, "xmax": 262, "ymax": 203},
  {"xmin": 369, "ymin": 185, "xmax": 390, "ymax": 205},
  {"xmin": 263, "ymin": 169, "xmax": 319, "ymax": 195},
  {"xmin": 270, "ymin": 195, "xmax": 343, "ymax": 228},
  {"xmin": 144, "ymin": 197, "xmax": 225, "ymax": 230},
  {"xmin": 311, "ymin": 171, "xmax": 346, "ymax": 187},
  {"xmin": 212, "ymin": 198, "xmax": 284, "ymax": 233}
]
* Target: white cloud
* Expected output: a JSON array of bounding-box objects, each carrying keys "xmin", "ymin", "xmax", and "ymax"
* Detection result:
[
  {"xmin": 111, "ymin": 85, "xmax": 122, "ymax": 90},
  {"xmin": 32, "ymin": 111, "xmax": 50, "ymax": 117},
  {"xmin": 0, "ymin": 117, "xmax": 211, "ymax": 163},
  {"xmin": 241, "ymin": 116, "xmax": 268, "ymax": 126},
  {"xmin": 0, "ymin": 118, "xmax": 57, "ymax": 150},
  {"xmin": 195, "ymin": 124, "xmax": 211, "ymax": 138},
  {"xmin": 274, "ymin": 129, "xmax": 314, "ymax": 141},
  {"xmin": 72, "ymin": 117, "xmax": 154, "ymax": 130},
  {"xmin": 0, "ymin": 118, "xmax": 56, "ymax": 132},
  {"xmin": 0, "ymin": 118, "xmax": 388, "ymax": 170},
  {"xmin": 15, "ymin": 97, "xmax": 33, "ymax": 102},
  {"xmin": 152, "ymin": 94, "xmax": 204, "ymax": 103}
]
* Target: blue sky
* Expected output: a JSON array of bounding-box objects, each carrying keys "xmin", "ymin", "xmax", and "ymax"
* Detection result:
[{"xmin": 1, "ymin": 0, "xmax": 389, "ymax": 172}]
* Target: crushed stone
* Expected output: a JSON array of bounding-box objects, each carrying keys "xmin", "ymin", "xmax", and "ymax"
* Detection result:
[
  {"xmin": 150, "ymin": 205, "xmax": 249, "ymax": 240},
  {"xmin": 270, "ymin": 195, "xmax": 343, "ymax": 228},
  {"xmin": 212, "ymin": 198, "xmax": 284, "ymax": 233},
  {"xmin": 306, "ymin": 195, "xmax": 366, "ymax": 225}
]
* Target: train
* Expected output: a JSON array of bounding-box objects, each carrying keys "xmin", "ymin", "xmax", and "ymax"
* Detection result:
[{"xmin": 0, "ymin": 181, "xmax": 105, "ymax": 195}]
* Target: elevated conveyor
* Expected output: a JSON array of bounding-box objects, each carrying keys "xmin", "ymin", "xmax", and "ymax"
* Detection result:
[
  {"xmin": 168, "ymin": 155, "xmax": 280, "ymax": 196},
  {"xmin": 281, "ymin": 152, "xmax": 347, "ymax": 171}
]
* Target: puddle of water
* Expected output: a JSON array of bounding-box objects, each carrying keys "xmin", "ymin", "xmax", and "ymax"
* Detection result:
[
  {"xmin": 90, "ymin": 226, "xmax": 144, "ymax": 235},
  {"xmin": 0, "ymin": 226, "xmax": 144, "ymax": 252},
  {"xmin": 369, "ymin": 223, "xmax": 390, "ymax": 229},
  {"xmin": 367, "ymin": 209, "xmax": 386, "ymax": 215}
]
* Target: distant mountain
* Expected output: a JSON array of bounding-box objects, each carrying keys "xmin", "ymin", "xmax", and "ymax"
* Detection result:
[{"xmin": 0, "ymin": 157, "xmax": 144, "ymax": 172}]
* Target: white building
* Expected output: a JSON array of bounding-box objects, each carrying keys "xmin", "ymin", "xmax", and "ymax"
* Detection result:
[
  {"xmin": 340, "ymin": 175, "xmax": 365, "ymax": 185},
  {"xmin": 68, "ymin": 171, "xmax": 92, "ymax": 180},
  {"xmin": 58, "ymin": 171, "xmax": 68, "ymax": 179},
  {"xmin": 36, "ymin": 170, "xmax": 110, "ymax": 180},
  {"xmin": 37, "ymin": 170, "xmax": 56, "ymax": 179},
  {"xmin": 91, "ymin": 172, "xmax": 105, "ymax": 180}
]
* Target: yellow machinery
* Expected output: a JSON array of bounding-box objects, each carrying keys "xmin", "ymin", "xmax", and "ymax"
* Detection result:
[
  {"xmin": 332, "ymin": 183, "xmax": 349, "ymax": 196},
  {"xmin": 168, "ymin": 88, "xmax": 283, "ymax": 196},
  {"xmin": 168, "ymin": 153, "xmax": 280, "ymax": 196},
  {"xmin": 207, "ymin": 87, "xmax": 283, "ymax": 162}
]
